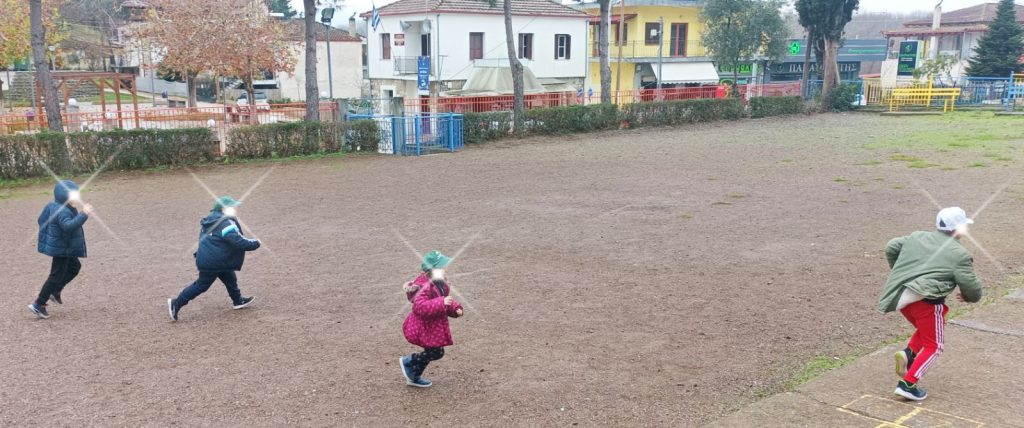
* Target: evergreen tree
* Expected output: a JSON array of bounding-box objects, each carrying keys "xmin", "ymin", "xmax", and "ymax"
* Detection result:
[
  {"xmin": 269, "ymin": 0, "xmax": 299, "ymax": 19},
  {"xmin": 966, "ymin": 0, "xmax": 1023, "ymax": 77}
]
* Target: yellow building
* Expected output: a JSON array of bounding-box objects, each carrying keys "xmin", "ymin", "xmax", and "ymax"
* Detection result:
[{"xmin": 578, "ymin": 0, "xmax": 719, "ymax": 92}]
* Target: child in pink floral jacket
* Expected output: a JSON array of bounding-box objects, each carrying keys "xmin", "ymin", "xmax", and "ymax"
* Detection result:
[{"xmin": 400, "ymin": 250, "xmax": 463, "ymax": 388}]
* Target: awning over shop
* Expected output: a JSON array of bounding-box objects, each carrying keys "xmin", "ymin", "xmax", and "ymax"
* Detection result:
[{"xmin": 651, "ymin": 62, "xmax": 720, "ymax": 84}]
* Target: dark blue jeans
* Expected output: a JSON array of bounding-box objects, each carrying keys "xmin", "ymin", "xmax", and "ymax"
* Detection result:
[
  {"xmin": 35, "ymin": 257, "xmax": 81, "ymax": 306},
  {"xmin": 174, "ymin": 271, "xmax": 242, "ymax": 307}
]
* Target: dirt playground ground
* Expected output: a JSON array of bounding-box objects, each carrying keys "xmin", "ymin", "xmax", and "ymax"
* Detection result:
[{"xmin": 1, "ymin": 113, "xmax": 1022, "ymax": 427}]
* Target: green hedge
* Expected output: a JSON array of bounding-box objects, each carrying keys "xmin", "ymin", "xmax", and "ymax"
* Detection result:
[
  {"xmin": 226, "ymin": 120, "xmax": 379, "ymax": 159},
  {"xmin": 524, "ymin": 104, "xmax": 619, "ymax": 135},
  {"xmin": 463, "ymin": 112, "xmax": 512, "ymax": 144},
  {"xmin": 749, "ymin": 96, "xmax": 806, "ymax": 118},
  {"xmin": 620, "ymin": 98, "xmax": 746, "ymax": 128},
  {"xmin": 0, "ymin": 128, "xmax": 214, "ymax": 179}
]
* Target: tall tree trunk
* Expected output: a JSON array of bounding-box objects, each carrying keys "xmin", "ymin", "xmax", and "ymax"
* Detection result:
[
  {"xmin": 598, "ymin": 0, "xmax": 612, "ymax": 104},
  {"xmin": 186, "ymin": 72, "xmax": 198, "ymax": 107},
  {"xmin": 245, "ymin": 71, "xmax": 258, "ymax": 125},
  {"xmin": 30, "ymin": 0, "xmax": 63, "ymax": 132},
  {"xmin": 504, "ymin": 0, "xmax": 525, "ymax": 135},
  {"xmin": 820, "ymin": 38, "xmax": 839, "ymax": 105},
  {"xmin": 303, "ymin": 0, "xmax": 320, "ymax": 122},
  {"xmin": 800, "ymin": 32, "xmax": 812, "ymax": 99}
]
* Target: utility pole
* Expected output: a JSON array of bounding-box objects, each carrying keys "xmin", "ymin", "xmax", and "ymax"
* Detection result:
[
  {"xmin": 656, "ymin": 17, "xmax": 663, "ymax": 90},
  {"xmin": 615, "ymin": 0, "xmax": 625, "ymax": 102},
  {"xmin": 929, "ymin": 1, "xmax": 943, "ymax": 61}
]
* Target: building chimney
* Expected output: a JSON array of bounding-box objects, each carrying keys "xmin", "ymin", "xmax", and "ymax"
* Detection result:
[{"xmin": 349, "ymin": 13, "xmax": 357, "ymax": 38}]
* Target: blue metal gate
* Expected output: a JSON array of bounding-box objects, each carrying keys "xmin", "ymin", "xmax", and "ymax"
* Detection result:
[{"xmin": 346, "ymin": 113, "xmax": 464, "ymax": 156}]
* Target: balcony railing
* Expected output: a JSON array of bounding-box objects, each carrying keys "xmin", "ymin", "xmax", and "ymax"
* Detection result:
[
  {"xmin": 590, "ymin": 40, "xmax": 707, "ymax": 59},
  {"xmin": 394, "ymin": 56, "xmax": 434, "ymax": 75}
]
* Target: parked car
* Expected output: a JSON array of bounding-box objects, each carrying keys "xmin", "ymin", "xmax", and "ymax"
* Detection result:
[{"xmin": 237, "ymin": 91, "xmax": 270, "ymax": 110}]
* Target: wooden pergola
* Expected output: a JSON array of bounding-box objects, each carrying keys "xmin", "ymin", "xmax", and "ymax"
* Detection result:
[{"xmin": 36, "ymin": 71, "xmax": 140, "ymax": 129}]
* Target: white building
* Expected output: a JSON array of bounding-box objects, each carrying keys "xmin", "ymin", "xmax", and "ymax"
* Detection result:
[
  {"xmin": 278, "ymin": 21, "xmax": 365, "ymax": 101},
  {"xmin": 361, "ymin": 0, "xmax": 590, "ymax": 103}
]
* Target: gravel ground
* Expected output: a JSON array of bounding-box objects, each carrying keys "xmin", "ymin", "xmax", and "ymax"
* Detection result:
[{"xmin": 1, "ymin": 113, "xmax": 1022, "ymax": 427}]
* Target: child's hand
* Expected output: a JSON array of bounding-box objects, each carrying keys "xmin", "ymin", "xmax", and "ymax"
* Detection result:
[
  {"xmin": 444, "ymin": 297, "xmax": 454, "ymax": 306},
  {"xmin": 81, "ymin": 204, "xmax": 95, "ymax": 215},
  {"xmin": 456, "ymin": 308, "xmax": 464, "ymax": 317}
]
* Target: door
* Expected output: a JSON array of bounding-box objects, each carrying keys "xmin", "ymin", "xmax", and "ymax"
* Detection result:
[{"xmin": 670, "ymin": 23, "xmax": 687, "ymax": 57}]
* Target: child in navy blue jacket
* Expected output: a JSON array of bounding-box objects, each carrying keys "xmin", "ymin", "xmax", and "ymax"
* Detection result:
[
  {"xmin": 168, "ymin": 196, "xmax": 261, "ymax": 321},
  {"xmin": 29, "ymin": 180, "xmax": 92, "ymax": 319}
]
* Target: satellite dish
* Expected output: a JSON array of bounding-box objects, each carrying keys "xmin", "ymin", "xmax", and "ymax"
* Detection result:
[
  {"xmin": 423, "ymin": 19, "xmax": 432, "ymax": 33},
  {"xmin": 400, "ymin": 20, "xmax": 412, "ymax": 30}
]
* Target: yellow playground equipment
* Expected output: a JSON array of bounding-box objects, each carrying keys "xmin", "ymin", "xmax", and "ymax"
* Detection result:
[{"xmin": 882, "ymin": 79, "xmax": 961, "ymax": 112}]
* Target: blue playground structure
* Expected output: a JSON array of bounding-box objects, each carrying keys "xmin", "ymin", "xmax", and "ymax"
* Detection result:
[{"xmin": 1005, "ymin": 72, "xmax": 1024, "ymax": 112}]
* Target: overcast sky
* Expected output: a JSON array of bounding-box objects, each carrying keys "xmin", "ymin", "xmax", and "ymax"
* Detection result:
[{"xmin": 293, "ymin": 0, "xmax": 1021, "ymax": 26}]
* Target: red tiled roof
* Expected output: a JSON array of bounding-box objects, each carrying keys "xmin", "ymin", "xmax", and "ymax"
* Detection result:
[
  {"xmin": 282, "ymin": 20, "xmax": 362, "ymax": 42},
  {"xmin": 903, "ymin": 2, "xmax": 1024, "ymax": 27},
  {"xmin": 882, "ymin": 25, "xmax": 990, "ymax": 37},
  {"xmin": 364, "ymin": 0, "xmax": 590, "ymax": 18}
]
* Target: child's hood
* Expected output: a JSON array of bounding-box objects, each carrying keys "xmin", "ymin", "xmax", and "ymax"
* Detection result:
[{"xmin": 53, "ymin": 180, "xmax": 79, "ymax": 204}]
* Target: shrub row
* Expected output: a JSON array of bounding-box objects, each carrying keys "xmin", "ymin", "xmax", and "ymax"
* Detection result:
[
  {"xmin": 0, "ymin": 128, "xmax": 215, "ymax": 179},
  {"xmin": 226, "ymin": 120, "xmax": 380, "ymax": 159},
  {"xmin": 620, "ymin": 98, "xmax": 746, "ymax": 128},
  {"xmin": 749, "ymin": 96, "xmax": 806, "ymax": 118}
]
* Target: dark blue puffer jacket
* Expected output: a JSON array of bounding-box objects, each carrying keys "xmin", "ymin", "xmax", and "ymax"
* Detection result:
[
  {"xmin": 37, "ymin": 180, "xmax": 89, "ymax": 258},
  {"xmin": 195, "ymin": 211, "xmax": 260, "ymax": 272}
]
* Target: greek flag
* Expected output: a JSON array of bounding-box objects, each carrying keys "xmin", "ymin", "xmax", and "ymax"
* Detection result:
[{"xmin": 371, "ymin": 4, "xmax": 381, "ymax": 32}]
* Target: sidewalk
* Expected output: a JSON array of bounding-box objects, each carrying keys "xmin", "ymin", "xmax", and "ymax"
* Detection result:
[{"xmin": 710, "ymin": 290, "xmax": 1024, "ymax": 428}]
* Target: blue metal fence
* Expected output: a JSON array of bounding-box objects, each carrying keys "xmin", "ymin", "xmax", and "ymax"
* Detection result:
[{"xmin": 346, "ymin": 113, "xmax": 464, "ymax": 156}]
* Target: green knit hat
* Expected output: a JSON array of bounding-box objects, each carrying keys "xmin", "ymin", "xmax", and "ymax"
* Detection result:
[
  {"xmin": 212, "ymin": 196, "xmax": 242, "ymax": 212},
  {"xmin": 421, "ymin": 250, "xmax": 452, "ymax": 271}
]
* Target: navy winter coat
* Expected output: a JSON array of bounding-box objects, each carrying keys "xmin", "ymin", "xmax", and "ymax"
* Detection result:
[
  {"xmin": 195, "ymin": 211, "xmax": 260, "ymax": 272},
  {"xmin": 37, "ymin": 181, "xmax": 89, "ymax": 258}
]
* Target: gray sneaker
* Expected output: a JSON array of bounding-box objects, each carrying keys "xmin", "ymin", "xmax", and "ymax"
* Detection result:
[{"xmin": 28, "ymin": 303, "xmax": 50, "ymax": 319}]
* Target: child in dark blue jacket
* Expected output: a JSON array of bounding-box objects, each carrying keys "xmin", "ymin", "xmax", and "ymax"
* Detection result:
[
  {"xmin": 168, "ymin": 196, "xmax": 261, "ymax": 321},
  {"xmin": 29, "ymin": 180, "xmax": 92, "ymax": 319}
]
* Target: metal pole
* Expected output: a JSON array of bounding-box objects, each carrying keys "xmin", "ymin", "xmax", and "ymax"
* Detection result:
[
  {"xmin": 149, "ymin": 48, "xmax": 156, "ymax": 107},
  {"xmin": 326, "ymin": 24, "xmax": 334, "ymax": 99},
  {"xmin": 615, "ymin": 0, "xmax": 625, "ymax": 102},
  {"xmin": 656, "ymin": 17, "xmax": 663, "ymax": 90}
]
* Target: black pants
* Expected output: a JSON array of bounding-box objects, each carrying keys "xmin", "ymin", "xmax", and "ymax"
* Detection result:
[
  {"xmin": 410, "ymin": 347, "xmax": 445, "ymax": 377},
  {"xmin": 36, "ymin": 257, "xmax": 81, "ymax": 306},
  {"xmin": 173, "ymin": 271, "xmax": 243, "ymax": 307}
]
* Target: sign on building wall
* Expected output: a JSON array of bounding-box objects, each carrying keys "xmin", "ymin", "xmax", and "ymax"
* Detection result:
[
  {"xmin": 417, "ymin": 56, "xmax": 430, "ymax": 95},
  {"xmin": 897, "ymin": 41, "xmax": 920, "ymax": 77}
]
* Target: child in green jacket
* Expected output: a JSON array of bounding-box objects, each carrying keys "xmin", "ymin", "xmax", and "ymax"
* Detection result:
[{"xmin": 878, "ymin": 207, "xmax": 983, "ymax": 401}]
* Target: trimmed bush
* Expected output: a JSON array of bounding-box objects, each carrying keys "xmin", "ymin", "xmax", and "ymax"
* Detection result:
[
  {"xmin": 620, "ymin": 98, "xmax": 746, "ymax": 128},
  {"xmin": 0, "ymin": 128, "xmax": 214, "ymax": 180},
  {"xmin": 463, "ymin": 111, "xmax": 512, "ymax": 144},
  {"xmin": 824, "ymin": 83, "xmax": 860, "ymax": 112},
  {"xmin": 524, "ymin": 104, "xmax": 619, "ymax": 135},
  {"xmin": 749, "ymin": 96, "xmax": 806, "ymax": 118},
  {"xmin": 226, "ymin": 120, "xmax": 379, "ymax": 159}
]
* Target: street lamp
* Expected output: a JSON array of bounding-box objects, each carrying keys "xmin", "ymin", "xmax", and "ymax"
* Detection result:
[{"xmin": 321, "ymin": 7, "xmax": 336, "ymax": 99}]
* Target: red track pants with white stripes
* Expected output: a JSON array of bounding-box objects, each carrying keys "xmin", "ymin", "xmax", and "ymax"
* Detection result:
[{"xmin": 900, "ymin": 300, "xmax": 949, "ymax": 384}]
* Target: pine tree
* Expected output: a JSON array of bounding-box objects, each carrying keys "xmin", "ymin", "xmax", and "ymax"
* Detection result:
[
  {"xmin": 966, "ymin": 0, "xmax": 1024, "ymax": 77},
  {"xmin": 269, "ymin": 0, "xmax": 299, "ymax": 19}
]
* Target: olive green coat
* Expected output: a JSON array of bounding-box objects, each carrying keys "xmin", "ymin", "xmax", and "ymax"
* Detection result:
[{"xmin": 877, "ymin": 231, "xmax": 983, "ymax": 313}]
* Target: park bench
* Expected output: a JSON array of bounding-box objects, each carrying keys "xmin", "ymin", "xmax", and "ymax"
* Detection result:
[{"xmin": 888, "ymin": 87, "xmax": 961, "ymax": 112}]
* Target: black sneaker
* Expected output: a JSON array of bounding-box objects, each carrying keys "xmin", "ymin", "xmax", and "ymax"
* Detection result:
[
  {"xmin": 232, "ymin": 296, "xmax": 255, "ymax": 310},
  {"xmin": 894, "ymin": 380, "xmax": 927, "ymax": 401},
  {"xmin": 167, "ymin": 298, "xmax": 180, "ymax": 321},
  {"xmin": 28, "ymin": 303, "xmax": 50, "ymax": 319},
  {"xmin": 49, "ymin": 292, "xmax": 63, "ymax": 305},
  {"xmin": 894, "ymin": 349, "xmax": 915, "ymax": 378}
]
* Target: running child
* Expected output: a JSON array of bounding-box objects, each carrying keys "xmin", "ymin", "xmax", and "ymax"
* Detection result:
[
  {"xmin": 400, "ymin": 250, "xmax": 463, "ymax": 388},
  {"xmin": 29, "ymin": 180, "xmax": 93, "ymax": 319},
  {"xmin": 878, "ymin": 207, "xmax": 983, "ymax": 401},
  {"xmin": 168, "ymin": 196, "xmax": 260, "ymax": 321}
]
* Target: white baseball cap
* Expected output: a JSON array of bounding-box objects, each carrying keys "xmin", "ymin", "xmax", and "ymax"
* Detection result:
[{"xmin": 936, "ymin": 207, "xmax": 974, "ymax": 232}]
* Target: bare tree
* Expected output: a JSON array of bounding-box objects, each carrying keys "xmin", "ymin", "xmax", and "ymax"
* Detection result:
[
  {"xmin": 30, "ymin": 0, "xmax": 63, "ymax": 131},
  {"xmin": 303, "ymin": 0, "xmax": 320, "ymax": 121}
]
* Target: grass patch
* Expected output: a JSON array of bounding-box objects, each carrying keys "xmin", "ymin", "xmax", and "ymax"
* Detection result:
[
  {"xmin": 890, "ymin": 184, "xmax": 906, "ymax": 189},
  {"xmin": 833, "ymin": 177, "xmax": 849, "ymax": 183},
  {"xmin": 729, "ymin": 192, "xmax": 747, "ymax": 199},
  {"xmin": 711, "ymin": 201, "xmax": 733, "ymax": 206},
  {"xmin": 780, "ymin": 159, "xmax": 794, "ymax": 164},
  {"xmin": 679, "ymin": 213, "xmax": 693, "ymax": 220},
  {"xmin": 907, "ymin": 160, "xmax": 939, "ymax": 169},
  {"xmin": 968, "ymin": 162, "xmax": 989, "ymax": 168},
  {"xmin": 856, "ymin": 159, "xmax": 884, "ymax": 166},
  {"xmin": 785, "ymin": 354, "xmax": 860, "ymax": 390}
]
